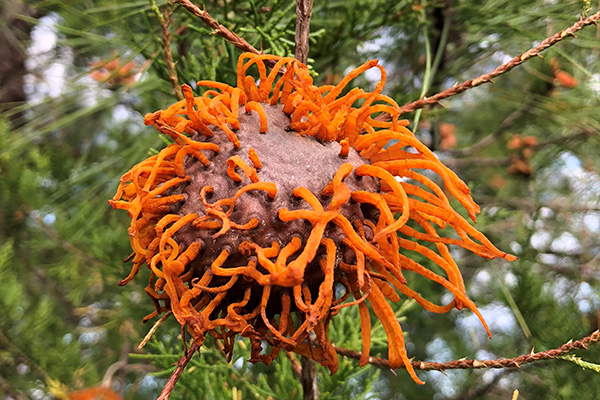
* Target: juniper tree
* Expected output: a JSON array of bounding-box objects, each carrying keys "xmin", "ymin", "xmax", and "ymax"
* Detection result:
[{"xmin": 1, "ymin": 1, "xmax": 599, "ymax": 399}]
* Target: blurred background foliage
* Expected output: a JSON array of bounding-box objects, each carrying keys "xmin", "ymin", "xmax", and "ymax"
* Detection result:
[{"xmin": 1, "ymin": 0, "xmax": 599, "ymax": 399}]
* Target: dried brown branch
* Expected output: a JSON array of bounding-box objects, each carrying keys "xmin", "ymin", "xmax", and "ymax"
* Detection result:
[
  {"xmin": 162, "ymin": 6, "xmax": 182, "ymax": 100},
  {"xmin": 102, "ymin": 360, "xmax": 127, "ymax": 388},
  {"xmin": 397, "ymin": 11, "xmax": 600, "ymax": 115},
  {"xmin": 295, "ymin": 0, "xmax": 314, "ymax": 64},
  {"xmin": 102, "ymin": 361, "xmax": 157, "ymax": 389},
  {"xmin": 153, "ymin": 2, "xmax": 182, "ymax": 100},
  {"xmin": 285, "ymin": 351, "xmax": 303, "ymax": 379},
  {"xmin": 157, "ymin": 342, "xmax": 199, "ymax": 400},
  {"xmin": 171, "ymin": 0, "xmax": 262, "ymax": 56},
  {"xmin": 300, "ymin": 356, "xmax": 319, "ymax": 400},
  {"xmin": 335, "ymin": 330, "xmax": 600, "ymax": 372},
  {"xmin": 138, "ymin": 311, "xmax": 172, "ymax": 349}
]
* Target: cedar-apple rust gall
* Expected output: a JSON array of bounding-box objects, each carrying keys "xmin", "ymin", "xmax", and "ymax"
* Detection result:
[{"xmin": 109, "ymin": 53, "xmax": 516, "ymax": 384}]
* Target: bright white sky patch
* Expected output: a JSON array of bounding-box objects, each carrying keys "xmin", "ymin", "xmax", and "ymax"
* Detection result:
[
  {"xmin": 25, "ymin": 14, "xmax": 74, "ymax": 102},
  {"xmin": 456, "ymin": 302, "xmax": 518, "ymax": 341},
  {"xmin": 550, "ymin": 231, "xmax": 581, "ymax": 254}
]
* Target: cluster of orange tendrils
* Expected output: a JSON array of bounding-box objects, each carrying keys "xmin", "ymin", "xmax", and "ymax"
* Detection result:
[{"xmin": 109, "ymin": 53, "xmax": 516, "ymax": 384}]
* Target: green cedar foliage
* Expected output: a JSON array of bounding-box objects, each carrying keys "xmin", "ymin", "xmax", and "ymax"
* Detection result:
[{"xmin": 1, "ymin": 0, "xmax": 599, "ymax": 399}]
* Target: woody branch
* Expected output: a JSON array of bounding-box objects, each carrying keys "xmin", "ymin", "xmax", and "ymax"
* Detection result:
[
  {"xmin": 152, "ymin": 2, "xmax": 183, "ymax": 100},
  {"xmin": 397, "ymin": 11, "xmax": 600, "ymax": 115},
  {"xmin": 335, "ymin": 330, "xmax": 600, "ymax": 371},
  {"xmin": 171, "ymin": 0, "xmax": 261, "ymax": 56},
  {"xmin": 295, "ymin": 0, "xmax": 314, "ymax": 64},
  {"xmin": 157, "ymin": 342, "xmax": 200, "ymax": 400}
]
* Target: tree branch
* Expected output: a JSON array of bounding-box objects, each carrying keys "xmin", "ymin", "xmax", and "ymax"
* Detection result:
[
  {"xmin": 451, "ymin": 371, "xmax": 508, "ymax": 400},
  {"xmin": 151, "ymin": 1, "xmax": 182, "ymax": 100},
  {"xmin": 157, "ymin": 342, "xmax": 199, "ymax": 400},
  {"xmin": 138, "ymin": 311, "xmax": 172, "ymax": 350},
  {"xmin": 335, "ymin": 330, "xmax": 600, "ymax": 371},
  {"xmin": 285, "ymin": 351, "xmax": 303, "ymax": 379},
  {"xmin": 294, "ymin": 0, "xmax": 314, "ymax": 64},
  {"xmin": 0, "ymin": 330, "xmax": 51, "ymax": 382},
  {"xmin": 449, "ymin": 103, "xmax": 533, "ymax": 157},
  {"xmin": 397, "ymin": 11, "xmax": 600, "ymax": 115},
  {"xmin": 0, "ymin": 374, "xmax": 26, "ymax": 400},
  {"xmin": 29, "ymin": 209, "xmax": 105, "ymax": 269},
  {"xmin": 171, "ymin": 0, "xmax": 262, "ymax": 57},
  {"xmin": 474, "ymin": 194, "xmax": 600, "ymax": 214},
  {"xmin": 444, "ymin": 156, "xmax": 510, "ymax": 168},
  {"xmin": 300, "ymin": 356, "xmax": 319, "ymax": 400}
]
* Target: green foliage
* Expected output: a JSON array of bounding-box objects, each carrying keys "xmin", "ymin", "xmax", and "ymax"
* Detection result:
[
  {"xmin": 1, "ymin": 0, "xmax": 599, "ymax": 399},
  {"xmin": 559, "ymin": 354, "xmax": 600, "ymax": 373}
]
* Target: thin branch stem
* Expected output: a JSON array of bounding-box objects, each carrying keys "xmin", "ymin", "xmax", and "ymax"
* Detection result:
[
  {"xmin": 29, "ymin": 209, "xmax": 105, "ymax": 269},
  {"xmin": 451, "ymin": 371, "xmax": 508, "ymax": 400},
  {"xmin": 429, "ymin": 6, "xmax": 450, "ymax": 88},
  {"xmin": 0, "ymin": 330, "xmax": 51, "ymax": 382},
  {"xmin": 444, "ymin": 156, "xmax": 510, "ymax": 168},
  {"xmin": 445, "ymin": 129, "xmax": 596, "ymax": 168},
  {"xmin": 0, "ymin": 375, "xmax": 26, "ymax": 400},
  {"xmin": 397, "ymin": 11, "xmax": 600, "ymax": 115},
  {"xmin": 285, "ymin": 351, "xmax": 303, "ymax": 379},
  {"xmin": 171, "ymin": 0, "xmax": 262, "ymax": 57},
  {"xmin": 412, "ymin": 6, "xmax": 432, "ymax": 131},
  {"xmin": 335, "ymin": 330, "xmax": 600, "ymax": 371},
  {"xmin": 414, "ymin": 3, "xmax": 450, "ymax": 135},
  {"xmin": 138, "ymin": 311, "xmax": 172, "ymax": 350},
  {"xmin": 151, "ymin": 1, "xmax": 182, "ymax": 100},
  {"xmin": 300, "ymin": 356, "xmax": 319, "ymax": 400},
  {"xmin": 157, "ymin": 342, "xmax": 199, "ymax": 400},
  {"xmin": 102, "ymin": 362, "xmax": 157, "ymax": 388},
  {"xmin": 294, "ymin": 0, "xmax": 314, "ymax": 64},
  {"xmin": 449, "ymin": 103, "xmax": 533, "ymax": 157}
]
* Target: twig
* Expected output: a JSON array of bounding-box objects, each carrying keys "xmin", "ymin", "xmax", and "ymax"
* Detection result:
[
  {"xmin": 451, "ymin": 371, "xmax": 507, "ymax": 400},
  {"xmin": 412, "ymin": 7, "xmax": 433, "ymax": 131},
  {"xmin": 30, "ymin": 210, "xmax": 104, "ymax": 269},
  {"xmin": 397, "ymin": 11, "xmax": 600, "ymax": 115},
  {"xmin": 151, "ymin": 0, "xmax": 183, "ymax": 100},
  {"xmin": 533, "ymin": 129, "xmax": 595, "ymax": 148},
  {"xmin": 157, "ymin": 342, "xmax": 199, "ymax": 400},
  {"xmin": 444, "ymin": 130, "xmax": 596, "ymax": 170},
  {"xmin": 449, "ymin": 103, "xmax": 533, "ymax": 157},
  {"xmin": 294, "ymin": 0, "xmax": 314, "ymax": 64},
  {"xmin": 102, "ymin": 360, "xmax": 128, "ymax": 388},
  {"xmin": 138, "ymin": 311, "xmax": 172, "ymax": 349},
  {"xmin": 102, "ymin": 361, "xmax": 157, "ymax": 389},
  {"xmin": 451, "ymin": 111, "xmax": 596, "ymax": 157},
  {"xmin": 335, "ymin": 330, "xmax": 600, "ymax": 371},
  {"xmin": 285, "ymin": 351, "xmax": 303, "ymax": 379},
  {"xmin": 0, "ymin": 330, "xmax": 51, "ymax": 381},
  {"xmin": 171, "ymin": 0, "xmax": 262, "ymax": 56},
  {"xmin": 474, "ymin": 194, "xmax": 600, "ymax": 214},
  {"xmin": 0, "ymin": 375, "xmax": 26, "ymax": 400},
  {"xmin": 300, "ymin": 356, "xmax": 319, "ymax": 400},
  {"xmin": 444, "ymin": 156, "xmax": 510, "ymax": 168}
]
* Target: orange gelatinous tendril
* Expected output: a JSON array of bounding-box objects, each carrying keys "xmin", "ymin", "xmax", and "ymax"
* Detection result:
[{"xmin": 109, "ymin": 53, "xmax": 516, "ymax": 385}]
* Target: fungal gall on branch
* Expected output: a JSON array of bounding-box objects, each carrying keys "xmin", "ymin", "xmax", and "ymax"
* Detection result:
[{"xmin": 109, "ymin": 53, "xmax": 516, "ymax": 384}]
